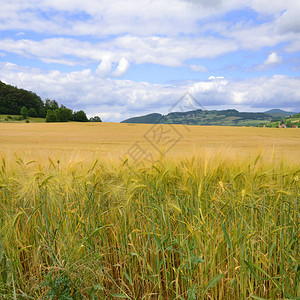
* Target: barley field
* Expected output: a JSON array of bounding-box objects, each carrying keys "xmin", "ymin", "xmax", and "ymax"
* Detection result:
[{"xmin": 0, "ymin": 123, "xmax": 299, "ymax": 299}]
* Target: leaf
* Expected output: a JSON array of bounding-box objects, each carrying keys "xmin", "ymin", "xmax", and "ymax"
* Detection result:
[
  {"xmin": 203, "ymin": 274, "xmax": 225, "ymax": 295},
  {"xmin": 221, "ymin": 221, "xmax": 232, "ymax": 249},
  {"xmin": 250, "ymin": 295, "xmax": 267, "ymax": 300},
  {"xmin": 188, "ymin": 285, "xmax": 197, "ymax": 300},
  {"xmin": 110, "ymin": 293, "xmax": 129, "ymax": 298}
]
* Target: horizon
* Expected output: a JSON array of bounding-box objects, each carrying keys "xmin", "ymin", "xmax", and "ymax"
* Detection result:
[
  {"xmin": 0, "ymin": 0, "xmax": 300, "ymax": 121},
  {"xmin": 122, "ymin": 108, "xmax": 297, "ymax": 122}
]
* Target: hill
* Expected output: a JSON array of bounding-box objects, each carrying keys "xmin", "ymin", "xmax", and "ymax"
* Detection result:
[
  {"xmin": 264, "ymin": 112, "xmax": 300, "ymax": 128},
  {"xmin": 121, "ymin": 109, "xmax": 278, "ymax": 126},
  {"xmin": 264, "ymin": 109, "xmax": 297, "ymax": 118},
  {"xmin": 122, "ymin": 113, "xmax": 162, "ymax": 124}
]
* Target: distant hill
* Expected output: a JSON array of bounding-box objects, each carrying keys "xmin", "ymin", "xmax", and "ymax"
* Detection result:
[
  {"xmin": 264, "ymin": 112, "xmax": 300, "ymax": 128},
  {"xmin": 121, "ymin": 109, "xmax": 280, "ymax": 127},
  {"xmin": 122, "ymin": 113, "xmax": 162, "ymax": 124},
  {"xmin": 264, "ymin": 109, "xmax": 297, "ymax": 118}
]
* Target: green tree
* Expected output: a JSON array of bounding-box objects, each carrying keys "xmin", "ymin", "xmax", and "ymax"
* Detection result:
[
  {"xmin": 20, "ymin": 106, "xmax": 28, "ymax": 119},
  {"xmin": 46, "ymin": 109, "xmax": 57, "ymax": 122},
  {"xmin": 0, "ymin": 81, "xmax": 44, "ymax": 116},
  {"xmin": 89, "ymin": 116, "xmax": 102, "ymax": 122},
  {"xmin": 56, "ymin": 105, "xmax": 71, "ymax": 122},
  {"xmin": 45, "ymin": 99, "xmax": 59, "ymax": 111},
  {"xmin": 286, "ymin": 120, "xmax": 293, "ymax": 128},
  {"xmin": 28, "ymin": 108, "xmax": 37, "ymax": 117},
  {"xmin": 73, "ymin": 110, "xmax": 88, "ymax": 122}
]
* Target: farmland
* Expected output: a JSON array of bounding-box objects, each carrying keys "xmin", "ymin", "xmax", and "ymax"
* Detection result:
[{"xmin": 0, "ymin": 123, "xmax": 299, "ymax": 299}]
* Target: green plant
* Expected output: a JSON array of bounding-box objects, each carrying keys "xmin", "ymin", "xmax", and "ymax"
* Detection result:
[
  {"xmin": 39, "ymin": 271, "xmax": 81, "ymax": 299},
  {"xmin": 20, "ymin": 106, "xmax": 28, "ymax": 119}
]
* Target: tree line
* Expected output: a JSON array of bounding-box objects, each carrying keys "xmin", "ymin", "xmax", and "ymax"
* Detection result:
[{"xmin": 0, "ymin": 81, "xmax": 101, "ymax": 122}]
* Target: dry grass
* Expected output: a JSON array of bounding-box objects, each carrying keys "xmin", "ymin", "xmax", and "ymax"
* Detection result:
[{"xmin": 0, "ymin": 123, "xmax": 299, "ymax": 299}]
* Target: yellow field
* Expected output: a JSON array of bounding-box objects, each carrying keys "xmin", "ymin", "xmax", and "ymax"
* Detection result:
[
  {"xmin": 0, "ymin": 123, "xmax": 299, "ymax": 299},
  {"xmin": 0, "ymin": 122, "xmax": 300, "ymax": 163}
]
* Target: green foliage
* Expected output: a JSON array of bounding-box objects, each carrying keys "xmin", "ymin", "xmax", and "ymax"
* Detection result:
[
  {"xmin": 40, "ymin": 271, "xmax": 81, "ymax": 299},
  {"xmin": 45, "ymin": 99, "xmax": 59, "ymax": 111},
  {"xmin": 285, "ymin": 119, "xmax": 293, "ymax": 128},
  {"xmin": 20, "ymin": 106, "xmax": 28, "ymax": 119},
  {"xmin": 0, "ymin": 81, "xmax": 44, "ymax": 116},
  {"xmin": 46, "ymin": 110, "xmax": 57, "ymax": 122},
  {"xmin": 121, "ymin": 113, "xmax": 162, "ymax": 124},
  {"xmin": 0, "ymin": 81, "xmax": 91, "ymax": 122},
  {"xmin": 293, "ymin": 112, "xmax": 300, "ymax": 118},
  {"xmin": 121, "ymin": 110, "xmax": 276, "ymax": 126},
  {"xmin": 73, "ymin": 110, "xmax": 88, "ymax": 122},
  {"xmin": 89, "ymin": 116, "xmax": 102, "ymax": 122},
  {"xmin": 28, "ymin": 107, "xmax": 37, "ymax": 117},
  {"xmin": 55, "ymin": 106, "xmax": 72, "ymax": 122}
]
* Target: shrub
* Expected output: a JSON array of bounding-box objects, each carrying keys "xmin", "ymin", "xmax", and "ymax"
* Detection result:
[
  {"xmin": 20, "ymin": 106, "xmax": 28, "ymax": 119},
  {"xmin": 46, "ymin": 109, "xmax": 57, "ymax": 122}
]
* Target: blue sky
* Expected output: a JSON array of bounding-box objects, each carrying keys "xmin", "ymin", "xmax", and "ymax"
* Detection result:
[{"xmin": 0, "ymin": 0, "xmax": 300, "ymax": 121}]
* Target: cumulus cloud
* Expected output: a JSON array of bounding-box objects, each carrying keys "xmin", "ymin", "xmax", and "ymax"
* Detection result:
[
  {"xmin": 0, "ymin": 0, "xmax": 300, "ymax": 121},
  {"xmin": 0, "ymin": 63, "xmax": 299, "ymax": 121},
  {"xmin": 96, "ymin": 57, "xmax": 112, "ymax": 77},
  {"xmin": 0, "ymin": 36, "xmax": 238, "ymax": 68},
  {"xmin": 112, "ymin": 57, "xmax": 130, "ymax": 77},
  {"xmin": 264, "ymin": 52, "xmax": 283, "ymax": 65},
  {"xmin": 255, "ymin": 52, "xmax": 283, "ymax": 70},
  {"xmin": 0, "ymin": 0, "xmax": 299, "ymax": 58}
]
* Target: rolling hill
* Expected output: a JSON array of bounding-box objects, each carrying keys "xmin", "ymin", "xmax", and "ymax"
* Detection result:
[{"xmin": 121, "ymin": 108, "xmax": 297, "ymax": 127}]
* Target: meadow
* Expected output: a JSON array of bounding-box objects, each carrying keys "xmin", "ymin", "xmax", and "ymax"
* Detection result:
[{"xmin": 0, "ymin": 123, "xmax": 299, "ymax": 299}]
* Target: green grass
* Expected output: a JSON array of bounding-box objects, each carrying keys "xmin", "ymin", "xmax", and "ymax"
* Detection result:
[
  {"xmin": 0, "ymin": 114, "xmax": 46, "ymax": 123},
  {"xmin": 0, "ymin": 154, "xmax": 299, "ymax": 299}
]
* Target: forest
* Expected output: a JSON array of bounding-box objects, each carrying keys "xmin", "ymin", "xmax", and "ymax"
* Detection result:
[{"xmin": 0, "ymin": 81, "xmax": 101, "ymax": 122}]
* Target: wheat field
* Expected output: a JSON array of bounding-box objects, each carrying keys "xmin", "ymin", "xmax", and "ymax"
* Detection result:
[{"xmin": 0, "ymin": 123, "xmax": 299, "ymax": 299}]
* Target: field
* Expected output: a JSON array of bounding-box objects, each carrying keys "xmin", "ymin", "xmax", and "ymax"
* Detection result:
[{"xmin": 0, "ymin": 123, "xmax": 299, "ymax": 299}]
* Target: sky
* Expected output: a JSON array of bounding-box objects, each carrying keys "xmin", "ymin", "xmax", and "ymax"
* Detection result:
[{"xmin": 0, "ymin": 0, "xmax": 300, "ymax": 121}]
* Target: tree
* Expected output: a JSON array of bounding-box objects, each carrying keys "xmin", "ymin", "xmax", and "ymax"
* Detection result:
[
  {"xmin": 46, "ymin": 109, "xmax": 57, "ymax": 122},
  {"xmin": 73, "ymin": 110, "xmax": 88, "ymax": 122},
  {"xmin": 89, "ymin": 116, "xmax": 102, "ymax": 122},
  {"xmin": 0, "ymin": 81, "xmax": 44, "ymax": 116},
  {"xmin": 45, "ymin": 99, "xmax": 59, "ymax": 111},
  {"xmin": 55, "ymin": 105, "xmax": 72, "ymax": 122},
  {"xmin": 286, "ymin": 120, "xmax": 293, "ymax": 128},
  {"xmin": 20, "ymin": 106, "xmax": 28, "ymax": 119},
  {"xmin": 28, "ymin": 108, "xmax": 37, "ymax": 117}
]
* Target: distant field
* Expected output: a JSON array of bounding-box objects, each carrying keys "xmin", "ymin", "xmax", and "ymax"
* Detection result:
[
  {"xmin": 0, "ymin": 122, "xmax": 299, "ymax": 162},
  {"xmin": 0, "ymin": 122, "xmax": 299, "ymax": 299}
]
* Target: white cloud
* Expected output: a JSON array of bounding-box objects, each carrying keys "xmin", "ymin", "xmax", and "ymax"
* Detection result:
[
  {"xmin": 0, "ymin": 36, "xmax": 238, "ymax": 68},
  {"xmin": 0, "ymin": 0, "xmax": 299, "ymax": 55},
  {"xmin": 1, "ymin": 0, "xmax": 300, "ymax": 121},
  {"xmin": 264, "ymin": 52, "xmax": 282, "ymax": 65},
  {"xmin": 0, "ymin": 63, "xmax": 299, "ymax": 121},
  {"xmin": 112, "ymin": 57, "xmax": 130, "ymax": 77},
  {"xmin": 255, "ymin": 52, "xmax": 283, "ymax": 70},
  {"xmin": 0, "ymin": 0, "xmax": 200, "ymax": 37},
  {"xmin": 0, "ymin": 0, "xmax": 299, "ymax": 73},
  {"xmin": 96, "ymin": 57, "xmax": 112, "ymax": 77}
]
